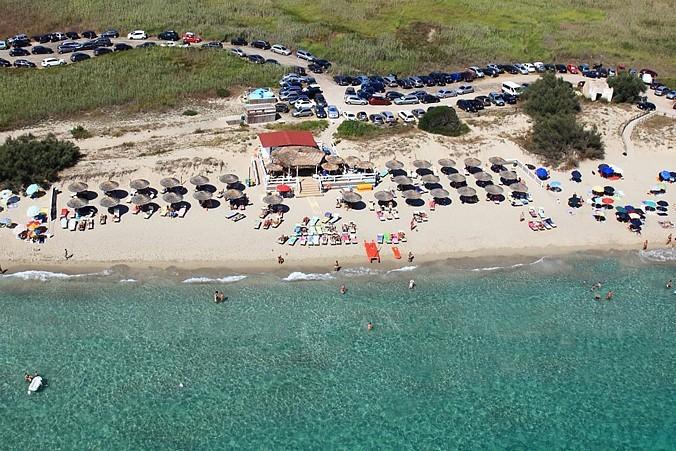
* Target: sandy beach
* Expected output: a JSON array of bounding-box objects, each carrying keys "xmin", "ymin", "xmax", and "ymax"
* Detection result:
[{"xmin": 1, "ymin": 73, "xmax": 674, "ymax": 275}]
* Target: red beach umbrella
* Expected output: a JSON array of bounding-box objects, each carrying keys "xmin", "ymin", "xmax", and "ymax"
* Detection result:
[{"xmin": 276, "ymin": 184, "xmax": 291, "ymax": 193}]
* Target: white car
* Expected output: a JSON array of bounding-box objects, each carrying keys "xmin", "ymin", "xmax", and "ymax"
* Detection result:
[
  {"xmin": 294, "ymin": 99, "xmax": 315, "ymax": 110},
  {"xmin": 231, "ymin": 48, "xmax": 246, "ymax": 57},
  {"xmin": 344, "ymin": 95, "xmax": 368, "ymax": 105},
  {"xmin": 469, "ymin": 66, "xmax": 485, "ymax": 78},
  {"xmin": 515, "ymin": 64, "xmax": 529, "ymax": 75},
  {"xmin": 398, "ymin": 110, "xmax": 416, "ymax": 123},
  {"xmin": 437, "ymin": 88, "xmax": 457, "ymax": 98},
  {"xmin": 160, "ymin": 41, "xmax": 177, "ymax": 47},
  {"xmin": 522, "ymin": 63, "xmax": 536, "ymax": 73},
  {"xmin": 342, "ymin": 111, "xmax": 357, "ymax": 121},
  {"xmin": 127, "ymin": 30, "xmax": 148, "ymax": 40},
  {"xmin": 533, "ymin": 61, "xmax": 545, "ymax": 72},
  {"xmin": 271, "ymin": 44, "xmax": 291, "ymax": 56},
  {"xmin": 41, "ymin": 57, "xmax": 66, "ymax": 67}
]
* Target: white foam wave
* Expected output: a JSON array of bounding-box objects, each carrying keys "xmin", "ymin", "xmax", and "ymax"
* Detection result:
[
  {"xmin": 469, "ymin": 257, "xmax": 545, "ymax": 272},
  {"xmin": 638, "ymin": 249, "xmax": 676, "ymax": 262},
  {"xmin": 1, "ymin": 269, "xmax": 111, "ymax": 281},
  {"xmin": 182, "ymin": 275, "xmax": 247, "ymax": 284},
  {"xmin": 387, "ymin": 265, "xmax": 417, "ymax": 273},
  {"xmin": 342, "ymin": 267, "xmax": 380, "ymax": 277},
  {"xmin": 119, "ymin": 279, "xmax": 137, "ymax": 283},
  {"xmin": 282, "ymin": 272, "xmax": 335, "ymax": 281}
]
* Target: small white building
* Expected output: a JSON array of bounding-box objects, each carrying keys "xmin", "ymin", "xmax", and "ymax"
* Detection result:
[{"xmin": 582, "ymin": 80, "xmax": 613, "ymax": 102}]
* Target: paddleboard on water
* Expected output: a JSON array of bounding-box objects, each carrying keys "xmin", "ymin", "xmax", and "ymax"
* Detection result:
[{"xmin": 28, "ymin": 376, "xmax": 43, "ymax": 394}]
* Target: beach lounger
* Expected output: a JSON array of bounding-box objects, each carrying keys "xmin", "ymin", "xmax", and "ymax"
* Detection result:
[
  {"xmin": 386, "ymin": 210, "xmax": 393, "ymax": 220},
  {"xmin": 113, "ymin": 211, "xmax": 121, "ymax": 223},
  {"xmin": 177, "ymin": 206, "xmax": 187, "ymax": 218},
  {"xmin": 309, "ymin": 216, "xmax": 319, "ymax": 226},
  {"xmin": 225, "ymin": 211, "xmax": 238, "ymax": 220},
  {"xmin": 321, "ymin": 235, "xmax": 329, "ymax": 246},
  {"xmin": 132, "ymin": 205, "xmax": 141, "ymax": 215},
  {"xmin": 545, "ymin": 218, "xmax": 557, "ymax": 228},
  {"xmin": 392, "ymin": 246, "xmax": 401, "ymax": 259},
  {"xmin": 233, "ymin": 213, "xmax": 246, "ymax": 222},
  {"xmin": 78, "ymin": 220, "xmax": 86, "ymax": 231},
  {"xmin": 300, "ymin": 236, "xmax": 307, "ymax": 246},
  {"xmin": 528, "ymin": 221, "xmax": 538, "ymax": 231},
  {"xmin": 538, "ymin": 207, "xmax": 546, "ymax": 219},
  {"xmin": 392, "ymin": 233, "xmax": 399, "ymax": 244},
  {"xmin": 100, "ymin": 214, "xmax": 107, "ymax": 225},
  {"xmin": 377, "ymin": 233, "xmax": 384, "ymax": 244},
  {"xmin": 329, "ymin": 215, "xmax": 341, "ymax": 224},
  {"xmin": 351, "ymin": 234, "xmax": 358, "ymax": 245},
  {"xmin": 313, "ymin": 235, "xmax": 321, "ymax": 246},
  {"xmin": 529, "ymin": 207, "xmax": 537, "ymax": 218},
  {"xmin": 144, "ymin": 209, "xmax": 155, "ymax": 219},
  {"xmin": 341, "ymin": 232, "xmax": 350, "ymax": 244},
  {"xmin": 385, "ymin": 232, "xmax": 392, "ymax": 244},
  {"xmin": 393, "ymin": 210, "xmax": 400, "ymax": 220},
  {"xmin": 288, "ymin": 236, "xmax": 298, "ymax": 246},
  {"xmin": 88, "ymin": 218, "xmax": 94, "ymax": 229},
  {"xmin": 398, "ymin": 231, "xmax": 407, "ymax": 242},
  {"xmin": 377, "ymin": 211, "xmax": 385, "ymax": 221},
  {"xmin": 60, "ymin": 208, "xmax": 69, "ymax": 219},
  {"xmin": 60, "ymin": 217, "xmax": 68, "ymax": 229},
  {"xmin": 542, "ymin": 220, "xmax": 552, "ymax": 230},
  {"xmin": 364, "ymin": 241, "xmax": 380, "ymax": 263},
  {"xmin": 369, "ymin": 201, "xmax": 375, "ymax": 211},
  {"xmin": 254, "ymin": 220, "xmax": 262, "ymax": 230}
]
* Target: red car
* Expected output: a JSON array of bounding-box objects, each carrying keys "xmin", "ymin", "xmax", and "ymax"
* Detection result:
[
  {"xmin": 182, "ymin": 32, "xmax": 202, "ymax": 44},
  {"xmin": 368, "ymin": 96, "xmax": 391, "ymax": 106},
  {"xmin": 567, "ymin": 64, "xmax": 578, "ymax": 74}
]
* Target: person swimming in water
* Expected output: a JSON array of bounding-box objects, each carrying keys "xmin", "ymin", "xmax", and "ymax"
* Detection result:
[
  {"xmin": 594, "ymin": 293, "xmax": 601, "ymax": 301},
  {"xmin": 606, "ymin": 290, "xmax": 614, "ymax": 300},
  {"xmin": 409, "ymin": 279, "xmax": 416, "ymax": 290},
  {"xmin": 367, "ymin": 322, "xmax": 373, "ymax": 331},
  {"xmin": 667, "ymin": 280, "xmax": 673, "ymax": 289},
  {"xmin": 24, "ymin": 372, "xmax": 33, "ymax": 383},
  {"xmin": 340, "ymin": 284, "xmax": 347, "ymax": 295}
]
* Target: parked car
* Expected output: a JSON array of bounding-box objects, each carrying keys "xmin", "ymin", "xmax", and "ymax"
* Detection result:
[
  {"xmin": 421, "ymin": 94, "xmax": 440, "ymax": 104},
  {"xmin": 356, "ymin": 111, "xmax": 368, "ymax": 121},
  {"xmin": 101, "ymin": 29, "xmax": 119, "ymax": 38},
  {"xmin": 555, "ymin": 64, "xmax": 567, "ymax": 73},
  {"xmin": 231, "ymin": 48, "xmax": 246, "ymax": 57},
  {"xmin": 248, "ymin": 54, "xmax": 266, "ymax": 64},
  {"xmin": 70, "ymin": 52, "xmax": 90, "ymax": 62},
  {"xmin": 381, "ymin": 111, "xmax": 397, "ymax": 124},
  {"xmin": 456, "ymin": 85, "xmax": 475, "ymax": 95},
  {"xmin": 13, "ymin": 59, "xmax": 36, "ymax": 68},
  {"xmin": 437, "ymin": 88, "xmax": 458, "ymax": 98},
  {"xmin": 582, "ymin": 70, "xmax": 600, "ymax": 78},
  {"xmin": 271, "ymin": 44, "xmax": 291, "ymax": 55},
  {"xmin": 114, "ymin": 43, "xmax": 133, "ymax": 52},
  {"xmin": 229, "ymin": 36, "xmax": 247, "ymax": 46},
  {"xmin": 411, "ymin": 108, "xmax": 426, "ymax": 119},
  {"xmin": 654, "ymin": 86, "xmax": 670, "ymax": 96},
  {"xmin": 345, "ymin": 95, "xmax": 368, "ymax": 105},
  {"xmin": 637, "ymin": 101, "xmax": 656, "ymax": 111},
  {"xmin": 308, "ymin": 63, "xmax": 324, "ymax": 74},
  {"xmin": 368, "ymin": 96, "xmax": 391, "ymax": 106},
  {"xmin": 468, "ymin": 66, "xmax": 484, "ymax": 78},
  {"xmin": 315, "ymin": 106, "xmax": 327, "ymax": 118},
  {"xmin": 333, "ymin": 75, "xmax": 352, "ymax": 86},
  {"xmin": 9, "ymin": 34, "xmax": 31, "ymax": 47},
  {"xmin": 182, "ymin": 32, "xmax": 202, "ymax": 44},
  {"xmin": 488, "ymin": 92, "xmax": 505, "ymax": 106},
  {"xmin": 32, "ymin": 34, "xmax": 50, "ymax": 44},
  {"xmin": 474, "ymin": 95, "xmax": 491, "ymax": 107},
  {"xmin": 93, "ymin": 37, "xmax": 112, "ymax": 47},
  {"xmin": 483, "ymin": 66, "xmax": 499, "ymax": 77},
  {"xmin": 127, "ymin": 30, "xmax": 147, "ymax": 40},
  {"xmin": 292, "ymin": 108, "xmax": 314, "ymax": 118},
  {"xmin": 49, "ymin": 32, "xmax": 67, "ymax": 42},
  {"xmin": 514, "ymin": 64, "xmax": 530, "ymax": 75},
  {"xmin": 137, "ymin": 42, "xmax": 156, "ymax": 49},
  {"xmin": 202, "ymin": 41, "xmax": 223, "ymax": 49},
  {"xmin": 502, "ymin": 93, "xmax": 518, "ymax": 104},
  {"xmin": 456, "ymin": 99, "xmax": 477, "ymax": 112},
  {"xmin": 398, "ymin": 110, "xmax": 416, "ymax": 123},
  {"xmin": 275, "ymin": 103, "xmax": 290, "ymax": 113},
  {"xmin": 293, "ymin": 99, "xmax": 314, "ymax": 110},
  {"xmin": 250, "ymin": 39, "xmax": 270, "ymax": 50},
  {"xmin": 0, "ymin": 40, "xmax": 8, "ymax": 50},
  {"xmin": 158, "ymin": 30, "xmax": 179, "ymax": 41},
  {"xmin": 41, "ymin": 57, "xmax": 66, "ymax": 67},
  {"xmin": 386, "ymin": 91, "xmax": 404, "ymax": 100},
  {"xmin": 640, "ymin": 68, "xmax": 658, "ymax": 78},
  {"xmin": 666, "ymin": 90, "xmax": 676, "ymax": 100},
  {"xmin": 9, "ymin": 47, "xmax": 30, "ymax": 57},
  {"xmin": 393, "ymin": 95, "xmax": 419, "ymax": 105},
  {"xmin": 314, "ymin": 94, "xmax": 327, "ymax": 108},
  {"xmin": 65, "ymin": 31, "xmax": 80, "ymax": 40},
  {"xmin": 327, "ymin": 105, "xmax": 340, "ymax": 119},
  {"xmin": 342, "ymin": 111, "xmax": 356, "ymax": 121},
  {"xmin": 533, "ymin": 62, "xmax": 545, "ymax": 72},
  {"xmin": 82, "ymin": 30, "xmax": 97, "ymax": 39},
  {"xmin": 296, "ymin": 49, "xmax": 315, "ymax": 61},
  {"xmin": 94, "ymin": 47, "xmax": 113, "ymax": 56},
  {"xmin": 57, "ymin": 42, "xmax": 80, "ymax": 53},
  {"xmin": 366, "ymin": 113, "xmax": 383, "ymax": 124}
]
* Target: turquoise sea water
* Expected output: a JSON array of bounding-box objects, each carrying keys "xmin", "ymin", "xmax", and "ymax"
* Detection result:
[{"xmin": 0, "ymin": 252, "xmax": 675, "ymax": 450}]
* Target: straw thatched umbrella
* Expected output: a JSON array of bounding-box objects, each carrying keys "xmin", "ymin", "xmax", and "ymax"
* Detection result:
[
  {"xmin": 474, "ymin": 172, "xmax": 493, "ymax": 182},
  {"xmin": 430, "ymin": 188, "xmax": 449, "ymax": 198},
  {"xmin": 322, "ymin": 163, "xmax": 340, "ymax": 172},
  {"xmin": 219, "ymin": 174, "xmax": 239, "ymax": 185},
  {"xmin": 263, "ymin": 194, "xmax": 283, "ymax": 205},
  {"xmin": 193, "ymin": 190, "xmax": 213, "ymax": 201},
  {"xmin": 189, "ymin": 175, "xmax": 209, "ymax": 186},
  {"xmin": 131, "ymin": 194, "xmax": 151, "ymax": 205},
  {"xmin": 344, "ymin": 156, "xmax": 361, "ymax": 167},
  {"xmin": 402, "ymin": 190, "xmax": 421, "ymax": 200},
  {"xmin": 510, "ymin": 182, "xmax": 529, "ymax": 193},
  {"xmin": 325, "ymin": 155, "xmax": 344, "ymax": 165},
  {"xmin": 354, "ymin": 160, "xmax": 373, "ymax": 171},
  {"xmin": 393, "ymin": 175, "xmax": 412, "ymax": 185},
  {"xmin": 438, "ymin": 158, "xmax": 456, "ymax": 168},
  {"xmin": 224, "ymin": 189, "xmax": 244, "ymax": 200},
  {"xmin": 266, "ymin": 163, "xmax": 284, "ymax": 173},
  {"xmin": 99, "ymin": 180, "xmax": 119, "ymax": 192},
  {"xmin": 448, "ymin": 173, "xmax": 466, "ymax": 184},
  {"xmin": 160, "ymin": 177, "xmax": 181, "ymax": 188},
  {"xmin": 457, "ymin": 186, "xmax": 477, "ymax": 197},
  {"xmin": 68, "ymin": 181, "xmax": 88, "ymax": 193},
  {"xmin": 385, "ymin": 159, "xmax": 404, "ymax": 170},
  {"xmin": 374, "ymin": 191, "xmax": 394, "ymax": 202},
  {"xmin": 485, "ymin": 185, "xmax": 504, "ymax": 195},
  {"xmin": 99, "ymin": 196, "xmax": 119, "ymax": 208},
  {"xmin": 130, "ymin": 179, "xmax": 150, "ymax": 190},
  {"xmin": 499, "ymin": 170, "xmax": 518, "ymax": 181},
  {"xmin": 162, "ymin": 192, "xmax": 183, "ymax": 204},
  {"xmin": 341, "ymin": 191, "xmax": 362, "ymax": 203},
  {"xmin": 489, "ymin": 156, "xmax": 507, "ymax": 166},
  {"xmin": 67, "ymin": 197, "xmax": 88, "ymax": 209},
  {"xmin": 421, "ymin": 174, "xmax": 440, "ymax": 184},
  {"xmin": 464, "ymin": 157, "xmax": 482, "ymax": 168},
  {"xmin": 412, "ymin": 159, "xmax": 432, "ymax": 169}
]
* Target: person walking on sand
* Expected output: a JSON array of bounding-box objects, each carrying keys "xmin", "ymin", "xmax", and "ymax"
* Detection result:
[
  {"xmin": 334, "ymin": 260, "xmax": 341, "ymax": 272},
  {"xmin": 643, "ymin": 240, "xmax": 648, "ymax": 250},
  {"xmin": 408, "ymin": 251, "xmax": 414, "ymax": 263},
  {"xmin": 667, "ymin": 234, "xmax": 672, "ymax": 246},
  {"xmin": 277, "ymin": 255, "xmax": 284, "ymax": 264},
  {"xmin": 0, "ymin": 265, "xmax": 6, "ymax": 274},
  {"xmin": 64, "ymin": 249, "xmax": 73, "ymax": 260}
]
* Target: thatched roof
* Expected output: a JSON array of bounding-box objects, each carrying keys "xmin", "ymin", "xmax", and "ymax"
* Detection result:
[{"xmin": 272, "ymin": 146, "xmax": 325, "ymax": 168}]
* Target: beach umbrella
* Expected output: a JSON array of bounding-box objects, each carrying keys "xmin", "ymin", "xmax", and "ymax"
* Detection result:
[
  {"xmin": 67, "ymin": 197, "xmax": 88, "ymax": 209},
  {"xmin": 421, "ymin": 174, "xmax": 440, "ymax": 184},
  {"xmin": 131, "ymin": 194, "xmax": 151, "ymax": 205},
  {"xmin": 130, "ymin": 179, "xmax": 150, "ymax": 190},
  {"xmin": 0, "ymin": 217, "xmax": 11, "ymax": 226},
  {"xmin": 499, "ymin": 170, "xmax": 518, "ymax": 181},
  {"xmin": 571, "ymin": 170, "xmax": 582, "ymax": 181},
  {"xmin": 322, "ymin": 163, "xmax": 340, "ymax": 172},
  {"xmin": 26, "ymin": 205, "xmax": 41, "ymax": 217},
  {"xmin": 160, "ymin": 177, "xmax": 181, "ymax": 188},
  {"xmin": 488, "ymin": 156, "xmax": 507, "ymax": 166},
  {"xmin": 266, "ymin": 163, "xmax": 284, "ymax": 173},
  {"xmin": 341, "ymin": 191, "xmax": 362, "ymax": 203},
  {"xmin": 193, "ymin": 191, "xmax": 213, "ymax": 201},
  {"xmin": 535, "ymin": 167, "xmax": 549, "ymax": 180},
  {"xmin": 464, "ymin": 157, "xmax": 481, "ymax": 168},
  {"xmin": 263, "ymin": 194, "xmax": 283, "ymax": 205},
  {"xmin": 642, "ymin": 200, "xmax": 657, "ymax": 208},
  {"xmin": 393, "ymin": 175, "xmax": 412, "ymax": 185},
  {"xmin": 68, "ymin": 181, "xmax": 88, "ymax": 193},
  {"xmin": 657, "ymin": 200, "xmax": 669, "ymax": 207},
  {"xmin": 162, "ymin": 192, "xmax": 183, "ymax": 204},
  {"xmin": 325, "ymin": 155, "xmax": 344, "ymax": 165},
  {"xmin": 189, "ymin": 175, "xmax": 209, "ymax": 186},
  {"xmin": 99, "ymin": 196, "xmax": 120, "ymax": 208},
  {"xmin": 549, "ymin": 181, "xmax": 562, "ymax": 190},
  {"xmin": 628, "ymin": 212, "xmax": 641, "ymax": 220},
  {"xmin": 374, "ymin": 191, "xmax": 394, "ymax": 202},
  {"xmin": 438, "ymin": 158, "xmax": 456, "ymax": 168},
  {"xmin": 355, "ymin": 160, "xmax": 373, "ymax": 171},
  {"xmin": 430, "ymin": 188, "xmax": 449, "ymax": 198},
  {"xmin": 385, "ymin": 159, "xmax": 404, "ymax": 170},
  {"xmin": 224, "ymin": 189, "xmax": 244, "ymax": 200},
  {"xmin": 591, "ymin": 186, "xmax": 604, "ymax": 194},
  {"xmin": 510, "ymin": 182, "xmax": 528, "ymax": 193},
  {"xmin": 219, "ymin": 174, "xmax": 239, "ymax": 185},
  {"xmin": 602, "ymin": 197, "xmax": 614, "ymax": 205},
  {"xmin": 276, "ymin": 184, "xmax": 292, "ymax": 194},
  {"xmin": 344, "ymin": 156, "xmax": 361, "ymax": 167},
  {"xmin": 659, "ymin": 170, "xmax": 672, "ymax": 181},
  {"xmin": 448, "ymin": 173, "xmax": 466, "ymax": 184},
  {"xmin": 485, "ymin": 185, "xmax": 504, "ymax": 195},
  {"xmin": 604, "ymin": 186, "xmax": 615, "ymax": 196},
  {"xmin": 412, "ymin": 159, "xmax": 432, "ymax": 169},
  {"xmin": 457, "ymin": 186, "xmax": 477, "ymax": 197},
  {"xmin": 99, "ymin": 180, "xmax": 119, "ymax": 192},
  {"xmin": 402, "ymin": 190, "xmax": 421, "ymax": 200},
  {"xmin": 25, "ymin": 184, "xmax": 40, "ymax": 197},
  {"xmin": 474, "ymin": 172, "xmax": 492, "ymax": 182},
  {"xmin": 0, "ymin": 189, "xmax": 13, "ymax": 200}
]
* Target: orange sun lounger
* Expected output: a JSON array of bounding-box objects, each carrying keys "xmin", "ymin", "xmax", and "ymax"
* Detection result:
[
  {"xmin": 392, "ymin": 246, "xmax": 401, "ymax": 259},
  {"xmin": 364, "ymin": 240, "xmax": 380, "ymax": 263}
]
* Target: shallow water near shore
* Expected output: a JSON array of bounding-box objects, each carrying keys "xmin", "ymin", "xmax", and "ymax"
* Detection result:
[{"xmin": 1, "ymin": 252, "xmax": 674, "ymax": 449}]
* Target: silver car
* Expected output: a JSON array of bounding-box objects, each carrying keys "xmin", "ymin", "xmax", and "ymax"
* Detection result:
[
  {"xmin": 456, "ymin": 85, "xmax": 475, "ymax": 95},
  {"xmin": 393, "ymin": 95, "xmax": 420, "ymax": 105},
  {"xmin": 437, "ymin": 88, "xmax": 458, "ymax": 98}
]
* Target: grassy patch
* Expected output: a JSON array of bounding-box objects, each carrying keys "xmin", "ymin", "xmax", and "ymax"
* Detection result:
[
  {"xmin": 638, "ymin": 114, "xmax": 675, "ymax": 132},
  {"xmin": 266, "ymin": 120, "xmax": 329, "ymax": 133},
  {"xmin": 0, "ymin": 48, "xmax": 283, "ymax": 129},
  {"xmin": 70, "ymin": 125, "xmax": 92, "ymax": 140},
  {"xmin": 334, "ymin": 121, "xmax": 413, "ymax": 140}
]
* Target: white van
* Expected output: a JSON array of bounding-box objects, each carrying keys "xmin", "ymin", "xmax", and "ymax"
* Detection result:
[{"xmin": 502, "ymin": 81, "xmax": 524, "ymax": 96}]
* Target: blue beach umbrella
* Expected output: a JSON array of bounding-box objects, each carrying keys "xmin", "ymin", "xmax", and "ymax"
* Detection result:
[
  {"xmin": 0, "ymin": 217, "xmax": 11, "ymax": 225},
  {"xmin": 615, "ymin": 206, "xmax": 626, "ymax": 213},
  {"xmin": 549, "ymin": 181, "xmax": 562, "ymax": 189},
  {"xmin": 600, "ymin": 166, "xmax": 614, "ymax": 176},
  {"xmin": 659, "ymin": 170, "xmax": 671, "ymax": 181},
  {"xmin": 642, "ymin": 200, "xmax": 657, "ymax": 208},
  {"xmin": 535, "ymin": 167, "xmax": 549, "ymax": 180},
  {"xmin": 26, "ymin": 205, "xmax": 41, "ymax": 217},
  {"xmin": 571, "ymin": 170, "xmax": 582, "ymax": 181},
  {"xmin": 26, "ymin": 184, "xmax": 40, "ymax": 197}
]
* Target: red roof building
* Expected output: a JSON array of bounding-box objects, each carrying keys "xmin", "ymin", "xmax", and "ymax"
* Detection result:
[{"xmin": 258, "ymin": 131, "xmax": 318, "ymax": 149}]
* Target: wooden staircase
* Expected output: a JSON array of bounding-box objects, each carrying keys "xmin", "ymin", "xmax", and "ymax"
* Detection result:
[{"xmin": 296, "ymin": 177, "xmax": 323, "ymax": 198}]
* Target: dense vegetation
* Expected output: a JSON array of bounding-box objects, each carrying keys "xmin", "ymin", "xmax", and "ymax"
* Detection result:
[
  {"xmin": 1, "ymin": 0, "xmax": 674, "ymax": 75},
  {"xmin": 0, "ymin": 48, "xmax": 283, "ymax": 129},
  {"xmin": 0, "ymin": 134, "xmax": 82, "ymax": 190},
  {"xmin": 522, "ymin": 73, "xmax": 604, "ymax": 166},
  {"xmin": 267, "ymin": 120, "xmax": 329, "ymax": 133},
  {"xmin": 334, "ymin": 121, "xmax": 412, "ymax": 140},
  {"xmin": 607, "ymin": 72, "xmax": 648, "ymax": 103},
  {"xmin": 417, "ymin": 106, "xmax": 469, "ymax": 136}
]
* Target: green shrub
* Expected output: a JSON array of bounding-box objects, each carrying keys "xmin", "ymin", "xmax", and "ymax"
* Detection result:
[
  {"xmin": 216, "ymin": 88, "xmax": 231, "ymax": 98},
  {"xmin": 522, "ymin": 73, "xmax": 580, "ymax": 118},
  {"xmin": 267, "ymin": 120, "xmax": 329, "ymax": 133},
  {"xmin": 0, "ymin": 134, "xmax": 81, "ymax": 190},
  {"xmin": 182, "ymin": 109, "xmax": 198, "ymax": 116},
  {"xmin": 531, "ymin": 114, "xmax": 604, "ymax": 164},
  {"xmin": 417, "ymin": 106, "xmax": 469, "ymax": 136},
  {"xmin": 334, "ymin": 121, "xmax": 412, "ymax": 140},
  {"xmin": 70, "ymin": 125, "xmax": 92, "ymax": 140},
  {"xmin": 607, "ymin": 72, "xmax": 647, "ymax": 103}
]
